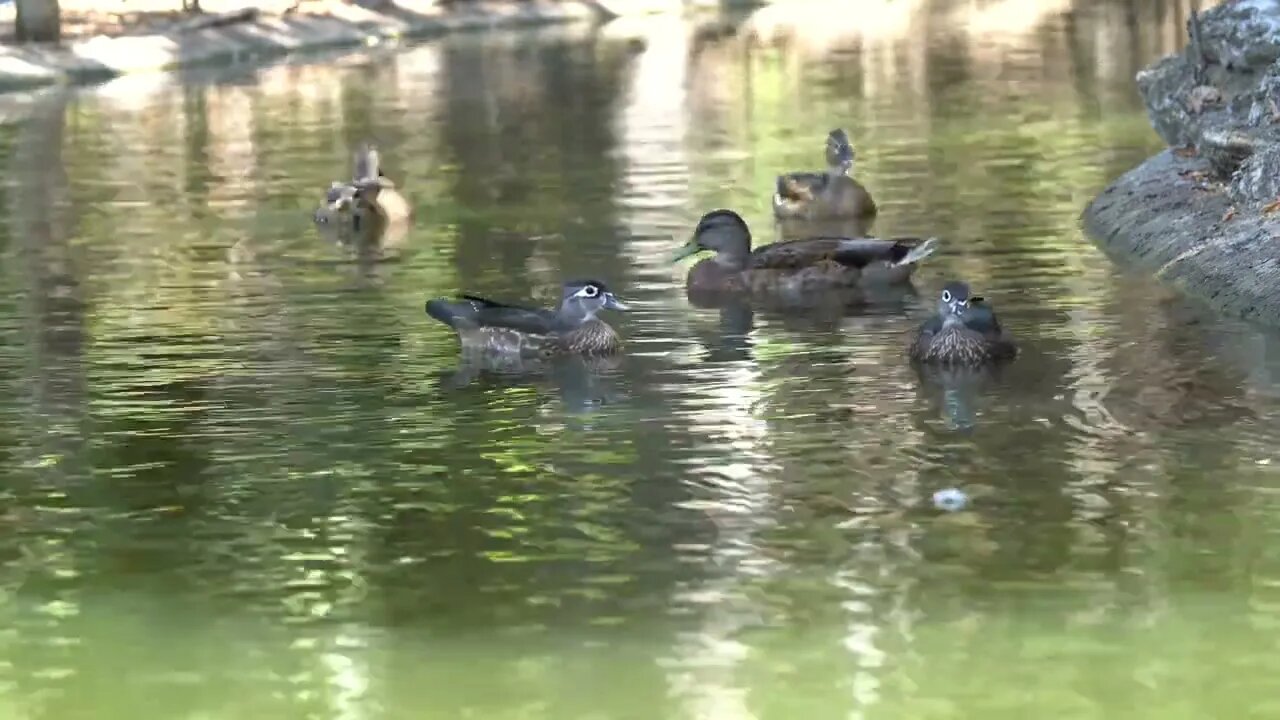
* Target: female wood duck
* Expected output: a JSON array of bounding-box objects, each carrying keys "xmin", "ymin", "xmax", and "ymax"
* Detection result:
[
  {"xmin": 313, "ymin": 144, "xmax": 411, "ymax": 233},
  {"xmin": 671, "ymin": 209, "xmax": 937, "ymax": 295},
  {"xmin": 909, "ymin": 281, "xmax": 1017, "ymax": 365},
  {"xmin": 773, "ymin": 129, "xmax": 877, "ymax": 221},
  {"xmin": 425, "ymin": 279, "xmax": 630, "ymax": 358}
]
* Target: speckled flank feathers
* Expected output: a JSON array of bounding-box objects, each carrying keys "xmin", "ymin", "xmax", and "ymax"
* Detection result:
[
  {"xmin": 447, "ymin": 320, "xmax": 622, "ymax": 358},
  {"xmin": 909, "ymin": 320, "xmax": 1017, "ymax": 365}
]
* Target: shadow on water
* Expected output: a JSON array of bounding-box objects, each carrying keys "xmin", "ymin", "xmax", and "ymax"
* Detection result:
[{"xmin": 9, "ymin": 0, "xmax": 1280, "ymax": 717}]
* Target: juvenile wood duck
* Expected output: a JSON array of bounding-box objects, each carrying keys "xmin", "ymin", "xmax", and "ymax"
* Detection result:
[
  {"xmin": 425, "ymin": 279, "xmax": 630, "ymax": 358},
  {"xmin": 671, "ymin": 209, "xmax": 937, "ymax": 295},
  {"xmin": 773, "ymin": 129, "xmax": 877, "ymax": 221},
  {"xmin": 909, "ymin": 281, "xmax": 1017, "ymax": 365},
  {"xmin": 313, "ymin": 144, "xmax": 411, "ymax": 234}
]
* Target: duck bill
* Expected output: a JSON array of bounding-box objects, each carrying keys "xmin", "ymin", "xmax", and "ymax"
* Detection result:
[
  {"xmin": 671, "ymin": 241, "xmax": 703, "ymax": 263},
  {"xmin": 603, "ymin": 293, "xmax": 630, "ymax": 311}
]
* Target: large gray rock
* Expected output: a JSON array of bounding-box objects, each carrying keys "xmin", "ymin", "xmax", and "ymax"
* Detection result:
[
  {"xmin": 1087, "ymin": 0, "xmax": 1280, "ymax": 325},
  {"xmin": 1137, "ymin": 1, "xmax": 1280, "ymax": 177}
]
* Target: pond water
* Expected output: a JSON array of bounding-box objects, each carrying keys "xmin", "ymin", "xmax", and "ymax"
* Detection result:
[{"xmin": 3, "ymin": 0, "xmax": 1280, "ymax": 718}]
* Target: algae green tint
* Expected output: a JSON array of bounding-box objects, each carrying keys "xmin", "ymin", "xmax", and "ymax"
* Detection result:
[{"xmin": 0, "ymin": 0, "xmax": 1270, "ymax": 718}]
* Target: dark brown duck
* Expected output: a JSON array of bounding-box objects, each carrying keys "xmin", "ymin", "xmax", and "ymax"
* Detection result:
[
  {"xmin": 671, "ymin": 209, "xmax": 938, "ymax": 296},
  {"xmin": 773, "ymin": 129, "xmax": 877, "ymax": 221}
]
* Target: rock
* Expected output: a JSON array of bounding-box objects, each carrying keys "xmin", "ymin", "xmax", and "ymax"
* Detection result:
[
  {"xmin": 1201, "ymin": 125, "xmax": 1267, "ymax": 179},
  {"xmin": 1229, "ymin": 141, "xmax": 1280, "ymax": 207},
  {"xmin": 1085, "ymin": 0, "xmax": 1280, "ymax": 326},
  {"xmin": 1193, "ymin": 0, "xmax": 1280, "ymax": 71},
  {"xmin": 1138, "ymin": 3, "xmax": 1280, "ymax": 157},
  {"xmin": 1085, "ymin": 149, "xmax": 1280, "ymax": 327}
]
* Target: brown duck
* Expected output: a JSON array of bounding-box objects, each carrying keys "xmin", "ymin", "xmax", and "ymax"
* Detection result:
[
  {"xmin": 671, "ymin": 209, "xmax": 938, "ymax": 296},
  {"xmin": 314, "ymin": 143, "xmax": 411, "ymax": 235},
  {"xmin": 773, "ymin": 128, "xmax": 877, "ymax": 221}
]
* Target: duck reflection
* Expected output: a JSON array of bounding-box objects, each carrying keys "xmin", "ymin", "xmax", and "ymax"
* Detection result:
[
  {"xmin": 435, "ymin": 351, "xmax": 625, "ymax": 414},
  {"xmin": 913, "ymin": 362, "xmax": 1009, "ymax": 433},
  {"xmin": 687, "ymin": 279, "xmax": 919, "ymax": 328},
  {"xmin": 692, "ymin": 296, "xmax": 756, "ymax": 364}
]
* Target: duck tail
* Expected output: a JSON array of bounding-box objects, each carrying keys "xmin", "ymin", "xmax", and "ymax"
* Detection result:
[
  {"xmin": 892, "ymin": 237, "xmax": 939, "ymax": 267},
  {"xmin": 425, "ymin": 298, "xmax": 473, "ymax": 329}
]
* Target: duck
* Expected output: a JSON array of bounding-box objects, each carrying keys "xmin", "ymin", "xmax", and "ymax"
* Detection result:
[
  {"xmin": 773, "ymin": 128, "xmax": 877, "ymax": 221},
  {"xmin": 313, "ymin": 143, "xmax": 411, "ymax": 233},
  {"xmin": 425, "ymin": 279, "xmax": 630, "ymax": 358},
  {"xmin": 671, "ymin": 209, "xmax": 937, "ymax": 296},
  {"xmin": 909, "ymin": 281, "xmax": 1017, "ymax": 365}
]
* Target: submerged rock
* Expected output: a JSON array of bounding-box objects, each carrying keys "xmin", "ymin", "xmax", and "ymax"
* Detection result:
[{"xmin": 1085, "ymin": 0, "xmax": 1280, "ymax": 325}]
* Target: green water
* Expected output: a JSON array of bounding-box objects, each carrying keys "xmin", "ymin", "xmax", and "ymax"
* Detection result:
[{"xmin": 2, "ymin": 1, "xmax": 1278, "ymax": 718}]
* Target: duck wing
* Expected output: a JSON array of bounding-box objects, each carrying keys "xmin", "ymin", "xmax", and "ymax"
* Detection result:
[
  {"xmin": 425, "ymin": 294, "xmax": 561, "ymax": 334},
  {"xmin": 961, "ymin": 301, "xmax": 1005, "ymax": 339},
  {"xmin": 749, "ymin": 236, "xmax": 938, "ymax": 270},
  {"xmin": 747, "ymin": 237, "xmax": 847, "ymax": 270},
  {"xmin": 909, "ymin": 314, "xmax": 944, "ymax": 359}
]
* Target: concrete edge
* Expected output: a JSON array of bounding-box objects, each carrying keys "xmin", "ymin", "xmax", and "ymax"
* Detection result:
[
  {"xmin": 1082, "ymin": 149, "xmax": 1280, "ymax": 327},
  {"xmin": 0, "ymin": 1, "xmax": 623, "ymax": 96}
]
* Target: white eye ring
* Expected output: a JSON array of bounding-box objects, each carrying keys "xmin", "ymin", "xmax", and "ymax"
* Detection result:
[
  {"xmin": 581, "ymin": 285, "xmax": 600, "ymax": 298},
  {"xmin": 941, "ymin": 290, "xmax": 952, "ymax": 303}
]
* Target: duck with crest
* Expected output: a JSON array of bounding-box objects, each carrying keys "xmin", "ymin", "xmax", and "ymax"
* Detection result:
[
  {"xmin": 773, "ymin": 128, "xmax": 877, "ymax": 221},
  {"xmin": 425, "ymin": 279, "xmax": 630, "ymax": 358},
  {"xmin": 671, "ymin": 209, "xmax": 938, "ymax": 296},
  {"xmin": 909, "ymin": 281, "xmax": 1017, "ymax": 365},
  {"xmin": 314, "ymin": 143, "xmax": 411, "ymax": 234}
]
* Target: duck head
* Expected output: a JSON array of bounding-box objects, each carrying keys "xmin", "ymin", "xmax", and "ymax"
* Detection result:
[
  {"xmin": 559, "ymin": 279, "xmax": 630, "ymax": 323},
  {"xmin": 671, "ymin": 209, "xmax": 753, "ymax": 266},
  {"xmin": 937, "ymin": 281, "xmax": 986, "ymax": 325}
]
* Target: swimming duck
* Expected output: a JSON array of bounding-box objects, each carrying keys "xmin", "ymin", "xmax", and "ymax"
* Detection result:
[
  {"xmin": 909, "ymin": 281, "xmax": 1017, "ymax": 365},
  {"xmin": 671, "ymin": 209, "xmax": 937, "ymax": 295},
  {"xmin": 773, "ymin": 129, "xmax": 877, "ymax": 221},
  {"xmin": 313, "ymin": 143, "xmax": 411, "ymax": 233},
  {"xmin": 425, "ymin": 279, "xmax": 630, "ymax": 358}
]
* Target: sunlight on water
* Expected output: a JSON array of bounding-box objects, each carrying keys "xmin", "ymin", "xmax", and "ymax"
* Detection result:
[{"xmin": 1, "ymin": 0, "xmax": 1278, "ymax": 718}]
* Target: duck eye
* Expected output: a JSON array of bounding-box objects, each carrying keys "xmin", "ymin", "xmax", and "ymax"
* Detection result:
[
  {"xmin": 941, "ymin": 290, "xmax": 952, "ymax": 303},
  {"xmin": 581, "ymin": 285, "xmax": 600, "ymax": 298}
]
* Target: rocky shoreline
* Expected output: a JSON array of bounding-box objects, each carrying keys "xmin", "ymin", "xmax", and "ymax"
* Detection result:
[
  {"xmin": 1083, "ymin": 0, "xmax": 1280, "ymax": 326},
  {"xmin": 0, "ymin": 0, "xmax": 643, "ymax": 94}
]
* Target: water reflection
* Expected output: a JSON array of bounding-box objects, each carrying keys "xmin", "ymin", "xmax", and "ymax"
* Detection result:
[
  {"xmin": 435, "ymin": 352, "xmax": 626, "ymax": 415},
  {"xmin": 2, "ymin": 0, "xmax": 1276, "ymax": 717}
]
